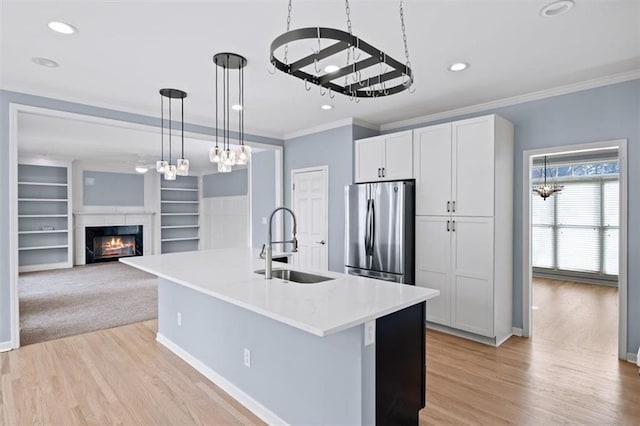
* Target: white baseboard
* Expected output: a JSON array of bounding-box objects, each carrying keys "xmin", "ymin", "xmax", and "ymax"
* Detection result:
[
  {"xmin": 512, "ymin": 327, "xmax": 523, "ymax": 337},
  {"xmin": 156, "ymin": 333, "xmax": 288, "ymax": 426},
  {"xmin": 0, "ymin": 341, "xmax": 12, "ymax": 352},
  {"xmin": 628, "ymin": 351, "xmax": 639, "ymax": 365},
  {"xmin": 426, "ymin": 322, "xmax": 512, "ymax": 347}
]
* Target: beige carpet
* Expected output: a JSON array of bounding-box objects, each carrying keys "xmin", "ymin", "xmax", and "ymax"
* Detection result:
[{"xmin": 19, "ymin": 262, "xmax": 157, "ymax": 346}]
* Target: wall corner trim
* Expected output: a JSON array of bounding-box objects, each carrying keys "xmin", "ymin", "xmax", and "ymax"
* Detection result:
[
  {"xmin": 511, "ymin": 327, "xmax": 523, "ymax": 337},
  {"xmin": 155, "ymin": 333, "xmax": 289, "ymax": 426},
  {"xmin": 380, "ymin": 70, "xmax": 640, "ymax": 131},
  {"xmin": 284, "ymin": 117, "xmax": 380, "ymax": 140}
]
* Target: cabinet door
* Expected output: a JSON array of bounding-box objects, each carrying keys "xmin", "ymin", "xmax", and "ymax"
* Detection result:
[
  {"xmin": 416, "ymin": 216, "xmax": 451, "ymax": 326},
  {"xmin": 355, "ymin": 137, "xmax": 384, "ymax": 183},
  {"xmin": 450, "ymin": 217, "xmax": 494, "ymax": 337},
  {"xmin": 382, "ymin": 131, "xmax": 413, "ymax": 181},
  {"xmin": 452, "ymin": 116, "xmax": 494, "ymax": 217},
  {"xmin": 414, "ymin": 123, "xmax": 452, "ymax": 216}
]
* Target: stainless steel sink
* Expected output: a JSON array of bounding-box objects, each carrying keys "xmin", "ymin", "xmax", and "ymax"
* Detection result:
[{"xmin": 254, "ymin": 269, "xmax": 334, "ymax": 284}]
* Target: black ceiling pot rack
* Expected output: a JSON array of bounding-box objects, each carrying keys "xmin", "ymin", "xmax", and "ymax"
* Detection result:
[{"xmin": 270, "ymin": 27, "xmax": 413, "ymax": 98}]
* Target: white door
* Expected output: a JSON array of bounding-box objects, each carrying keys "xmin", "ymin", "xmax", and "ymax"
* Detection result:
[
  {"xmin": 382, "ymin": 131, "xmax": 413, "ymax": 181},
  {"xmin": 450, "ymin": 217, "xmax": 494, "ymax": 337},
  {"xmin": 292, "ymin": 168, "xmax": 328, "ymax": 271},
  {"xmin": 416, "ymin": 216, "xmax": 452, "ymax": 326},
  {"xmin": 414, "ymin": 123, "xmax": 453, "ymax": 216},
  {"xmin": 452, "ymin": 116, "xmax": 494, "ymax": 217},
  {"xmin": 355, "ymin": 137, "xmax": 384, "ymax": 183}
]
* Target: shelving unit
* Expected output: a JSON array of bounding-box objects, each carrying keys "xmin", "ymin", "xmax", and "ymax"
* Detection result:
[
  {"xmin": 160, "ymin": 175, "xmax": 200, "ymax": 253},
  {"xmin": 18, "ymin": 163, "xmax": 73, "ymax": 272}
]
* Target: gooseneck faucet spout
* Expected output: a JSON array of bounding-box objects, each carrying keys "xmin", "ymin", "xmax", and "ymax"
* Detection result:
[{"xmin": 265, "ymin": 207, "xmax": 298, "ymax": 279}]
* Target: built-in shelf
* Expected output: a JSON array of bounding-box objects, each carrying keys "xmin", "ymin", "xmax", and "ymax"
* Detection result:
[
  {"xmin": 160, "ymin": 175, "xmax": 200, "ymax": 254},
  {"xmin": 19, "ymin": 244, "xmax": 68, "ymax": 251},
  {"xmin": 19, "ymin": 230, "xmax": 68, "ymax": 234},
  {"xmin": 18, "ymin": 163, "xmax": 72, "ymax": 272},
  {"xmin": 161, "ymin": 188, "xmax": 198, "ymax": 192},
  {"xmin": 18, "ymin": 181, "xmax": 68, "ymax": 187},
  {"xmin": 18, "ymin": 214, "xmax": 68, "ymax": 218},
  {"xmin": 18, "ymin": 198, "xmax": 67, "ymax": 202}
]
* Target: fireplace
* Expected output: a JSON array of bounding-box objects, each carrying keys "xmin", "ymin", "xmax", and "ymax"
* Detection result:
[{"xmin": 85, "ymin": 225, "xmax": 143, "ymax": 264}]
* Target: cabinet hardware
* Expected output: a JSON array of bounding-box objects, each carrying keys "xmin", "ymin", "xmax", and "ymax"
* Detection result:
[
  {"xmin": 377, "ymin": 168, "xmax": 381, "ymax": 178},
  {"xmin": 452, "ymin": 201, "xmax": 456, "ymax": 212},
  {"xmin": 316, "ymin": 240, "xmax": 326, "ymax": 245},
  {"xmin": 382, "ymin": 167, "xmax": 386, "ymax": 177},
  {"xmin": 446, "ymin": 220, "xmax": 450, "ymax": 232},
  {"xmin": 447, "ymin": 201, "xmax": 451, "ymax": 212},
  {"xmin": 452, "ymin": 220, "xmax": 456, "ymax": 232}
]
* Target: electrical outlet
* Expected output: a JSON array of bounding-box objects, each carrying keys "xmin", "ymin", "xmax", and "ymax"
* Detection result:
[
  {"xmin": 243, "ymin": 348, "xmax": 251, "ymax": 368},
  {"xmin": 177, "ymin": 312, "xmax": 182, "ymax": 327},
  {"xmin": 364, "ymin": 320, "xmax": 375, "ymax": 346}
]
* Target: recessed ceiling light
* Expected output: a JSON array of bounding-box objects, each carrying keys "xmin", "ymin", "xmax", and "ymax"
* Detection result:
[
  {"xmin": 324, "ymin": 64, "xmax": 340, "ymax": 73},
  {"xmin": 540, "ymin": 0, "xmax": 575, "ymax": 17},
  {"xmin": 449, "ymin": 62, "xmax": 468, "ymax": 72},
  {"xmin": 321, "ymin": 104, "xmax": 333, "ymax": 110},
  {"xmin": 32, "ymin": 57, "xmax": 59, "ymax": 68},
  {"xmin": 135, "ymin": 165, "xmax": 149, "ymax": 174},
  {"xmin": 48, "ymin": 21, "xmax": 77, "ymax": 35},
  {"xmin": 231, "ymin": 104, "xmax": 243, "ymax": 111}
]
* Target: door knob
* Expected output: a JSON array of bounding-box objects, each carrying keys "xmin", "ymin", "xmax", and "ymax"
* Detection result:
[{"xmin": 316, "ymin": 240, "xmax": 326, "ymax": 245}]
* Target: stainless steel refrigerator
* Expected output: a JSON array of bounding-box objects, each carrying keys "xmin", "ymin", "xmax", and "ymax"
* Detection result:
[{"xmin": 344, "ymin": 181, "xmax": 414, "ymax": 284}]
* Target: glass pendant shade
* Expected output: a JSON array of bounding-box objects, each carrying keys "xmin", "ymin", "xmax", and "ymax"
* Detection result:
[
  {"xmin": 222, "ymin": 149, "xmax": 236, "ymax": 167},
  {"xmin": 210, "ymin": 146, "xmax": 222, "ymax": 163},
  {"xmin": 235, "ymin": 145, "xmax": 252, "ymax": 165},
  {"xmin": 164, "ymin": 164, "xmax": 177, "ymax": 180},
  {"xmin": 176, "ymin": 158, "xmax": 190, "ymax": 176},
  {"xmin": 156, "ymin": 160, "xmax": 168, "ymax": 174},
  {"xmin": 217, "ymin": 161, "xmax": 232, "ymax": 173}
]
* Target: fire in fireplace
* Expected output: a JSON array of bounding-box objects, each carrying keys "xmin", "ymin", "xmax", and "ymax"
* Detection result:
[{"xmin": 85, "ymin": 225, "xmax": 143, "ymax": 264}]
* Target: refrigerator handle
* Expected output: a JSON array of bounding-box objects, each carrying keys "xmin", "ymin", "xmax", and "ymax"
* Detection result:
[
  {"xmin": 365, "ymin": 199, "xmax": 372, "ymax": 256},
  {"xmin": 369, "ymin": 198, "xmax": 376, "ymax": 255}
]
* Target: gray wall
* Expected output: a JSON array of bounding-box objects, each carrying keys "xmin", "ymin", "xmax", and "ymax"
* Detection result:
[
  {"xmin": 202, "ymin": 168, "xmax": 248, "ymax": 198},
  {"xmin": 0, "ymin": 89, "xmax": 283, "ymax": 344},
  {"xmin": 83, "ymin": 171, "xmax": 145, "ymax": 206},
  {"xmin": 384, "ymin": 79, "xmax": 640, "ymax": 355},
  {"xmin": 158, "ymin": 278, "xmax": 373, "ymax": 424},
  {"xmin": 284, "ymin": 125, "xmax": 378, "ymax": 272},
  {"xmin": 251, "ymin": 150, "xmax": 277, "ymax": 248}
]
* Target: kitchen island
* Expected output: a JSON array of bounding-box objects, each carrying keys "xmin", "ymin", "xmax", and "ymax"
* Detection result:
[{"xmin": 121, "ymin": 248, "xmax": 439, "ymax": 425}]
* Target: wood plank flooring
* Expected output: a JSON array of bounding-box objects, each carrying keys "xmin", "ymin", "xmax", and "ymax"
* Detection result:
[
  {"xmin": 0, "ymin": 321, "xmax": 264, "ymax": 425},
  {"xmin": 532, "ymin": 277, "xmax": 618, "ymax": 355},
  {"xmin": 1, "ymin": 302, "xmax": 638, "ymax": 425}
]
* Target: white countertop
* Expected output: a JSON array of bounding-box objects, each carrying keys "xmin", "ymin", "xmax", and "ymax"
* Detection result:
[{"xmin": 121, "ymin": 248, "xmax": 439, "ymax": 337}]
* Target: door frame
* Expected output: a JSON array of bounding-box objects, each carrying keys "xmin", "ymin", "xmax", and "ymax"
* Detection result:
[
  {"xmin": 290, "ymin": 166, "xmax": 329, "ymax": 271},
  {"xmin": 521, "ymin": 139, "xmax": 628, "ymax": 360}
]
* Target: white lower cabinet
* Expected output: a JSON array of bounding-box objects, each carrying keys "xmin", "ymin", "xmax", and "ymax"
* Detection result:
[{"xmin": 417, "ymin": 215, "xmax": 509, "ymax": 344}]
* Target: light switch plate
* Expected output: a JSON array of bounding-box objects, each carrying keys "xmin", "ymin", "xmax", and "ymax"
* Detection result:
[{"xmin": 364, "ymin": 320, "xmax": 375, "ymax": 346}]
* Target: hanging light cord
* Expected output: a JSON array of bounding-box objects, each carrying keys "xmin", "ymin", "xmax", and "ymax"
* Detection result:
[
  {"xmin": 160, "ymin": 94, "xmax": 164, "ymax": 161},
  {"xmin": 181, "ymin": 97, "xmax": 185, "ymax": 159},
  {"xmin": 168, "ymin": 96, "xmax": 172, "ymax": 164},
  {"xmin": 215, "ymin": 63, "xmax": 219, "ymax": 149}
]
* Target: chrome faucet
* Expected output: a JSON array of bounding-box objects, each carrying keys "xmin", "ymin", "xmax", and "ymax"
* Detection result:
[{"xmin": 263, "ymin": 206, "xmax": 298, "ymax": 279}]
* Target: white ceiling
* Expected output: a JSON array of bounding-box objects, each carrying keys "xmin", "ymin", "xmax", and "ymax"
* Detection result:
[
  {"xmin": 2, "ymin": 1, "xmax": 639, "ymax": 138},
  {"xmin": 17, "ymin": 112, "xmax": 262, "ymax": 173}
]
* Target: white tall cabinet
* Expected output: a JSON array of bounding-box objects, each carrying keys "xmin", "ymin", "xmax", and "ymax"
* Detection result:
[
  {"xmin": 414, "ymin": 115, "xmax": 514, "ymax": 346},
  {"xmin": 354, "ymin": 130, "xmax": 413, "ymax": 182}
]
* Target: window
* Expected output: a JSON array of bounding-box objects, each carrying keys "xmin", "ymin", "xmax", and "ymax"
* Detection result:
[{"xmin": 531, "ymin": 160, "xmax": 619, "ymax": 277}]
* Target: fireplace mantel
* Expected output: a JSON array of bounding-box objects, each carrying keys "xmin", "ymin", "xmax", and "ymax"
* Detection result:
[{"xmin": 74, "ymin": 212, "xmax": 155, "ymax": 265}]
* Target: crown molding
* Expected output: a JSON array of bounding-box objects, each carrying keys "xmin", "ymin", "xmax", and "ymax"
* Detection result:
[
  {"xmin": 284, "ymin": 117, "xmax": 379, "ymax": 140},
  {"xmin": 380, "ymin": 70, "xmax": 640, "ymax": 132}
]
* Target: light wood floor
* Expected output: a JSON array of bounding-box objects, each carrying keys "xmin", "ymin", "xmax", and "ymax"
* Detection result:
[
  {"xmin": 532, "ymin": 277, "xmax": 618, "ymax": 355},
  {"xmin": 2, "ymin": 314, "xmax": 639, "ymax": 425}
]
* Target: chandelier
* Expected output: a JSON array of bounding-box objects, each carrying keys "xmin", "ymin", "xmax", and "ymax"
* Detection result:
[
  {"xmin": 210, "ymin": 52, "xmax": 251, "ymax": 173},
  {"xmin": 532, "ymin": 156, "xmax": 564, "ymax": 200},
  {"xmin": 269, "ymin": 0, "xmax": 414, "ymax": 100},
  {"xmin": 157, "ymin": 88, "xmax": 189, "ymax": 180}
]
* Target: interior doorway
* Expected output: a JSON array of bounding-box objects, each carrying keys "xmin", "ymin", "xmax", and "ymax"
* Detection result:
[
  {"xmin": 522, "ymin": 140, "xmax": 628, "ymax": 360},
  {"xmin": 291, "ymin": 166, "xmax": 329, "ymax": 271}
]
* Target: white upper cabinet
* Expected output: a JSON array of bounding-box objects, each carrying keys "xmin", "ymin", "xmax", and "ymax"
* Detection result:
[
  {"xmin": 354, "ymin": 131, "xmax": 413, "ymax": 182},
  {"xmin": 414, "ymin": 115, "xmax": 505, "ymax": 217}
]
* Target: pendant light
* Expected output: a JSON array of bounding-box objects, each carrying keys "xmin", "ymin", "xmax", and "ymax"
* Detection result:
[
  {"xmin": 210, "ymin": 52, "xmax": 251, "ymax": 173},
  {"xmin": 158, "ymin": 88, "xmax": 188, "ymax": 180},
  {"xmin": 532, "ymin": 156, "xmax": 564, "ymax": 200}
]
